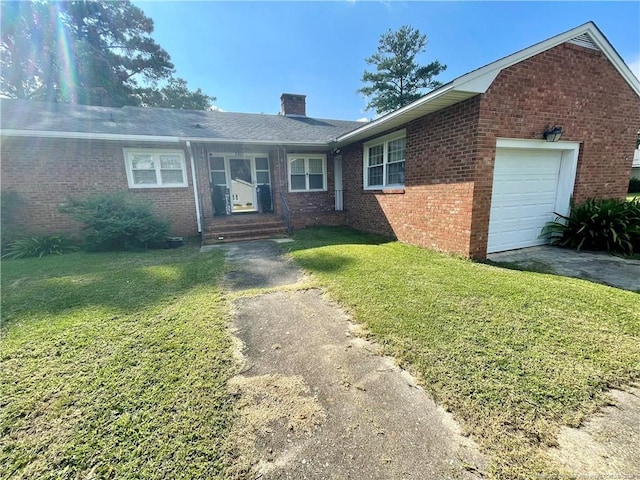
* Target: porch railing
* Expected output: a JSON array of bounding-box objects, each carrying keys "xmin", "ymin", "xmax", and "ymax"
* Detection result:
[{"xmin": 279, "ymin": 192, "xmax": 292, "ymax": 234}]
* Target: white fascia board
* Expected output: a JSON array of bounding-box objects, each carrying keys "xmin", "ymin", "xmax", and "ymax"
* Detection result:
[
  {"xmin": 1, "ymin": 129, "xmax": 330, "ymax": 148},
  {"xmin": 333, "ymin": 83, "xmax": 456, "ymax": 144},
  {"xmin": 1, "ymin": 129, "xmax": 181, "ymax": 143},
  {"xmin": 179, "ymin": 137, "xmax": 329, "ymax": 148},
  {"xmin": 334, "ymin": 22, "xmax": 639, "ymax": 147}
]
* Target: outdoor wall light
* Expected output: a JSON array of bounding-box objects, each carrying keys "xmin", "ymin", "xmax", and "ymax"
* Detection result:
[{"xmin": 543, "ymin": 125, "xmax": 563, "ymax": 142}]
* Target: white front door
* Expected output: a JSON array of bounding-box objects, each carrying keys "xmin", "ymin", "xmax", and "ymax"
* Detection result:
[{"xmin": 229, "ymin": 158, "xmax": 256, "ymax": 213}]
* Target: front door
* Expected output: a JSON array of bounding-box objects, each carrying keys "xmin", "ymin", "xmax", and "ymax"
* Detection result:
[{"xmin": 229, "ymin": 158, "xmax": 257, "ymax": 213}]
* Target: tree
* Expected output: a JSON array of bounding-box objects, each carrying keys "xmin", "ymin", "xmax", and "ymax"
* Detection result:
[
  {"xmin": 358, "ymin": 25, "xmax": 446, "ymax": 115},
  {"xmin": 139, "ymin": 77, "xmax": 216, "ymax": 110},
  {"xmin": 1, "ymin": 1, "xmax": 214, "ymax": 109}
]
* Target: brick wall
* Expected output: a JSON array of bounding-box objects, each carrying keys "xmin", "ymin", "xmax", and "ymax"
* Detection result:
[
  {"xmin": 469, "ymin": 42, "xmax": 640, "ymax": 257},
  {"xmin": 276, "ymin": 149, "xmax": 343, "ymax": 227},
  {"xmin": 342, "ymin": 42, "xmax": 640, "ymax": 259},
  {"xmin": 0, "ymin": 137, "xmax": 198, "ymax": 238},
  {"xmin": 343, "ymin": 97, "xmax": 481, "ymax": 256}
]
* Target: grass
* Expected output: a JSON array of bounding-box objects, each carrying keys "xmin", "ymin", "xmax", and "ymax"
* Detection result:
[
  {"xmin": 1, "ymin": 247, "xmax": 236, "ymax": 479},
  {"xmin": 285, "ymin": 227, "xmax": 640, "ymax": 479}
]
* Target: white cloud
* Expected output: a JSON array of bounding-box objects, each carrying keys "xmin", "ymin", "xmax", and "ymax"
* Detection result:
[
  {"xmin": 356, "ymin": 117, "xmax": 369, "ymax": 123},
  {"xmin": 208, "ymin": 104, "xmax": 225, "ymax": 112}
]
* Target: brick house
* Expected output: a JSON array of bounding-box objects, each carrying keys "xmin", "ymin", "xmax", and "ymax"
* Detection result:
[{"xmin": 2, "ymin": 22, "xmax": 639, "ymax": 259}]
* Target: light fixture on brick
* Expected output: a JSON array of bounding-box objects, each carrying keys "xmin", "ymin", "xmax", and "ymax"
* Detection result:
[{"xmin": 543, "ymin": 125, "xmax": 563, "ymax": 142}]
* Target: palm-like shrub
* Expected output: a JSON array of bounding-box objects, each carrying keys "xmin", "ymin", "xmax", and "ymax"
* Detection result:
[
  {"xmin": 2, "ymin": 235, "xmax": 79, "ymax": 259},
  {"xmin": 541, "ymin": 198, "xmax": 640, "ymax": 255}
]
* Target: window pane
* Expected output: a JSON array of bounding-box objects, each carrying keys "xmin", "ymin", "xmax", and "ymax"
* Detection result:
[
  {"xmin": 386, "ymin": 161, "xmax": 405, "ymax": 185},
  {"xmin": 255, "ymin": 157, "xmax": 269, "ymax": 171},
  {"xmin": 309, "ymin": 174, "xmax": 323, "ymax": 190},
  {"xmin": 132, "ymin": 170, "xmax": 157, "ymax": 184},
  {"xmin": 387, "ymin": 138, "xmax": 406, "ymax": 163},
  {"xmin": 368, "ymin": 165, "xmax": 383, "ymax": 187},
  {"xmin": 368, "ymin": 145, "xmax": 384, "ymax": 166},
  {"xmin": 160, "ymin": 155, "xmax": 182, "ymax": 169},
  {"xmin": 308, "ymin": 158, "xmax": 323, "ymax": 174},
  {"xmin": 209, "ymin": 156, "xmax": 225, "ymax": 171},
  {"xmin": 161, "ymin": 170, "xmax": 184, "ymax": 184},
  {"xmin": 131, "ymin": 155, "xmax": 154, "ymax": 170},
  {"xmin": 256, "ymin": 171, "xmax": 270, "ymax": 184},
  {"xmin": 212, "ymin": 172, "xmax": 227, "ymax": 185},
  {"xmin": 291, "ymin": 174, "xmax": 306, "ymax": 190},
  {"xmin": 290, "ymin": 158, "xmax": 305, "ymax": 175}
]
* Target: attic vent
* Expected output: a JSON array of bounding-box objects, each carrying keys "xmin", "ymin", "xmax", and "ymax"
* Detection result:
[{"xmin": 568, "ymin": 33, "xmax": 600, "ymax": 51}]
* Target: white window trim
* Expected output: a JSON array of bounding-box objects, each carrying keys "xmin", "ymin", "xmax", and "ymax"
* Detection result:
[
  {"xmin": 363, "ymin": 129, "xmax": 406, "ymax": 190},
  {"xmin": 123, "ymin": 148, "xmax": 188, "ymax": 189},
  {"xmin": 287, "ymin": 154, "xmax": 327, "ymax": 192}
]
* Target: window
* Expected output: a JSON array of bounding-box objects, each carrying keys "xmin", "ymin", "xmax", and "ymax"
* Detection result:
[
  {"xmin": 124, "ymin": 149, "xmax": 188, "ymax": 188},
  {"xmin": 363, "ymin": 130, "xmax": 406, "ymax": 189},
  {"xmin": 209, "ymin": 156, "xmax": 227, "ymax": 186},
  {"xmin": 288, "ymin": 154, "xmax": 327, "ymax": 192}
]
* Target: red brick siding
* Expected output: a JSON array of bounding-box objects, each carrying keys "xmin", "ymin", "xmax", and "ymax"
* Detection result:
[
  {"xmin": 343, "ymin": 42, "xmax": 640, "ymax": 259},
  {"xmin": 470, "ymin": 42, "xmax": 640, "ymax": 257},
  {"xmin": 343, "ymin": 98, "xmax": 481, "ymax": 256},
  {"xmin": 1, "ymin": 137, "xmax": 198, "ymax": 237},
  {"xmin": 276, "ymin": 150, "xmax": 340, "ymax": 221}
]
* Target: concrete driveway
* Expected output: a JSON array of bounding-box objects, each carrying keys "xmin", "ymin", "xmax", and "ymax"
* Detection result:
[{"xmin": 487, "ymin": 246, "xmax": 640, "ymax": 292}]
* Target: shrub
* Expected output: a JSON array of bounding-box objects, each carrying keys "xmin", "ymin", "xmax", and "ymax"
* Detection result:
[
  {"xmin": 2, "ymin": 235, "xmax": 79, "ymax": 259},
  {"xmin": 541, "ymin": 198, "xmax": 640, "ymax": 255},
  {"xmin": 60, "ymin": 192, "xmax": 169, "ymax": 251},
  {"xmin": 1, "ymin": 191, "xmax": 25, "ymax": 252},
  {"xmin": 629, "ymin": 177, "xmax": 640, "ymax": 193}
]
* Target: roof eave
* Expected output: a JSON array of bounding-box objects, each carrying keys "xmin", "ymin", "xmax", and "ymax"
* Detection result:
[
  {"xmin": 0, "ymin": 129, "xmax": 332, "ymax": 148},
  {"xmin": 333, "ymin": 21, "xmax": 640, "ymax": 147}
]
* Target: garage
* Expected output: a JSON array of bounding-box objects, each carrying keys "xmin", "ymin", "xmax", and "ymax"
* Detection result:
[{"xmin": 487, "ymin": 142, "xmax": 579, "ymax": 253}]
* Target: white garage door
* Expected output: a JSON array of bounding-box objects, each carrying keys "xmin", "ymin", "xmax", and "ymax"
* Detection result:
[{"xmin": 487, "ymin": 149, "xmax": 563, "ymax": 253}]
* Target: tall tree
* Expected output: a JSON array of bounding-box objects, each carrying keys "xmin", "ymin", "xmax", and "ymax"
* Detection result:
[
  {"xmin": 1, "ymin": 1, "xmax": 214, "ymax": 109},
  {"xmin": 139, "ymin": 77, "xmax": 216, "ymax": 110},
  {"xmin": 358, "ymin": 25, "xmax": 446, "ymax": 115}
]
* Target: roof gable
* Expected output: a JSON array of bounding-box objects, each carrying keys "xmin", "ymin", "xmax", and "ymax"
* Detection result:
[{"xmin": 334, "ymin": 22, "xmax": 640, "ymax": 146}]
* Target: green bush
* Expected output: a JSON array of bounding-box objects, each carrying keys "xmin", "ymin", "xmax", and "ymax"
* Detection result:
[
  {"xmin": 1, "ymin": 191, "xmax": 25, "ymax": 252},
  {"xmin": 629, "ymin": 177, "xmax": 640, "ymax": 193},
  {"xmin": 60, "ymin": 192, "xmax": 169, "ymax": 251},
  {"xmin": 2, "ymin": 235, "xmax": 79, "ymax": 259},
  {"xmin": 541, "ymin": 198, "xmax": 640, "ymax": 255}
]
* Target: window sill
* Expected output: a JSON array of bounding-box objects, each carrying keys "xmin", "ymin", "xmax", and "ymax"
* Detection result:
[{"xmin": 363, "ymin": 187, "xmax": 405, "ymax": 194}]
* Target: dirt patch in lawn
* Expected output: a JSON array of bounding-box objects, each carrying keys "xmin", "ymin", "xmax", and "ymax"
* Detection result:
[
  {"xmin": 548, "ymin": 386, "xmax": 640, "ymax": 477},
  {"xmin": 226, "ymin": 374, "xmax": 326, "ymax": 479}
]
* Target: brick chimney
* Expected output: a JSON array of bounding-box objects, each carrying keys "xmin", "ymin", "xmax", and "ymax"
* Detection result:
[{"xmin": 280, "ymin": 93, "xmax": 306, "ymax": 117}]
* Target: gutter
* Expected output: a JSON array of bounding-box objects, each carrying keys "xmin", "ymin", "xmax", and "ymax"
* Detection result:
[
  {"xmin": 185, "ymin": 141, "xmax": 202, "ymax": 233},
  {"xmin": 1, "ymin": 129, "xmax": 331, "ymax": 148}
]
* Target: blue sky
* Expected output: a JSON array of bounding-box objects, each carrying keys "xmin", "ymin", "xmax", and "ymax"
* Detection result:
[{"xmin": 133, "ymin": 1, "xmax": 640, "ymax": 120}]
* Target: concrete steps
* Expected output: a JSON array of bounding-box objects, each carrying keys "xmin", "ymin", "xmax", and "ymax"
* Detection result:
[{"xmin": 202, "ymin": 214, "xmax": 289, "ymax": 244}]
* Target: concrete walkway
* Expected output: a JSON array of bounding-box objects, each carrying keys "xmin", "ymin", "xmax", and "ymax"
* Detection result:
[
  {"xmin": 487, "ymin": 246, "xmax": 640, "ymax": 292},
  {"xmin": 214, "ymin": 240, "xmax": 486, "ymax": 479}
]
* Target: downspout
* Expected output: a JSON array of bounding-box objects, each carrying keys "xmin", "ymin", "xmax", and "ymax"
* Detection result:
[{"xmin": 185, "ymin": 140, "xmax": 202, "ymax": 233}]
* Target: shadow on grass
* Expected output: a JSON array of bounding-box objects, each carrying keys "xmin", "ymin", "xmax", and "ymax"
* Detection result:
[
  {"xmin": 1, "ymin": 246, "xmax": 226, "ymax": 326},
  {"xmin": 278, "ymin": 226, "xmax": 392, "ymax": 274},
  {"xmin": 284, "ymin": 226, "xmax": 391, "ymax": 253}
]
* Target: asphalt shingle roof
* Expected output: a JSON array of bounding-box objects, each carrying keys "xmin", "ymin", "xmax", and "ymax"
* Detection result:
[{"xmin": 0, "ymin": 99, "xmax": 364, "ymax": 144}]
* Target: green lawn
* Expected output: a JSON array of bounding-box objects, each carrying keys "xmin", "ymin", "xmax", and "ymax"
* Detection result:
[
  {"xmin": 1, "ymin": 247, "xmax": 235, "ymax": 479},
  {"xmin": 286, "ymin": 227, "xmax": 640, "ymax": 479}
]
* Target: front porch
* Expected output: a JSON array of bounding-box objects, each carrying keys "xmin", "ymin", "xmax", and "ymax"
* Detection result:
[{"xmin": 201, "ymin": 213, "xmax": 289, "ymax": 244}]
